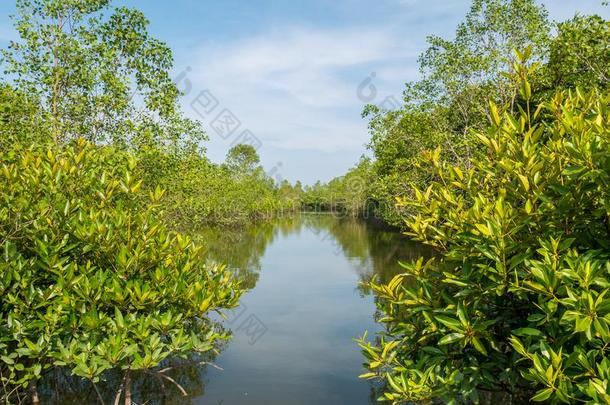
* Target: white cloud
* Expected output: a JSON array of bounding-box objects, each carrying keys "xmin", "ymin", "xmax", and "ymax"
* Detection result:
[
  {"xmin": 179, "ymin": 26, "xmax": 418, "ymax": 153},
  {"xmin": 175, "ymin": 0, "xmax": 609, "ymax": 175}
]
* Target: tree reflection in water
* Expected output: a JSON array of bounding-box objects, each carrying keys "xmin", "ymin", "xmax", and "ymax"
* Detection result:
[
  {"xmin": 34, "ymin": 214, "xmax": 428, "ymax": 404},
  {"xmin": 39, "ymin": 356, "xmax": 210, "ymax": 404},
  {"xmin": 300, "ymin": 214, "xmax": 435, "ymax": 294}
]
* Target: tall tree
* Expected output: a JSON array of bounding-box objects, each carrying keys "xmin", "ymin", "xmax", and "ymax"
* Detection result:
[
  {"xmin": 363, "ymin": 0, "xmax": 551, "ymax": 226},
  {"xmin": 1, "ymin": 0, "xmax": 204, "ymax": 147},
  {"xmin": 225, "ymin": 144, "xmax": 261, "ymax": 176},
  {"xmin": 545, "ymin": 15, "xmax": 610, "ymax": 90}
]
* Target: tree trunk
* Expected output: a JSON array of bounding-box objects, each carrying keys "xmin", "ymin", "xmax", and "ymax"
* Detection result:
[
  {"xmin": 124, "ymin": 371, "xmax": 132, "ymax": 405},
  {"xmin": 30, "ymin": 381, "xmax": 40, "ymax": 405}
]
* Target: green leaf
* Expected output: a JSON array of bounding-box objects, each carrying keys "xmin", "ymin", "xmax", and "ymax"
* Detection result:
[
  {"xmin": 471, "ymin": 337, "xmax": 487, "ymax": 355},
  {"xmin": 518, "ymin": 174, "xmax": 530, "ymax": 192},
  {"xmin": 512, "ymin": 328, "xmax": 543, "ymax": 337},
  {"xmin": 435, "ymin": 316, "xmax": 464, "ymax": 332},
  {"xmin": 438, "ymin": 333, "xmax": 465, "ymax": 345},
  {"xmin": 531, "ymin": 388, "xmax": 553, "ymax": 402}
]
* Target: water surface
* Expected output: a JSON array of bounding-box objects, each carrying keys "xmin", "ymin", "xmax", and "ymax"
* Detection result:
[
  {"xmin": 196, "ymin": 215, "xmax": 427, "ymax": 404},
  {"xmin": 40, "ymin": 214, "xmax": 429, "ymax": 404}
]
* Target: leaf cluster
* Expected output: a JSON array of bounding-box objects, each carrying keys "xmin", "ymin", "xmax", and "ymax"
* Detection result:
[
  {"xmin": 359, "ymin": 58, "xmax": 610, "ymax": 403},
  {"xmin": 0, "ymin": 139, "xmax": 242, "ymax": 399}
]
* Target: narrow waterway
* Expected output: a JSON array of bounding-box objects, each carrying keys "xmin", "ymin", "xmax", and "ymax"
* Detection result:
[
  {"xmin": 39, "ymin": 214, "xmax": 430, "ymax": 404},
  {"xmin": 196, "ymin": 214, "xmax": 428, "ymax": 404}
]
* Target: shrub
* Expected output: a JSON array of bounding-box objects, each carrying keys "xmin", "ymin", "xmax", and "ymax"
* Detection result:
[
  {"xmin": 359, "ymin": 58, "xmax": 610, "ymax": 403},
  {"xmin": 0, "ymin": 139, "xmax": 242, "ymax": 402}
]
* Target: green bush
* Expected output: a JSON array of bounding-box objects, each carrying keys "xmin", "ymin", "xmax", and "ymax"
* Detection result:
[
  {"xmin": 336, "ymin": 2, "xmax": 608, "ymax": 231},
  {"xmin": 544, "ymin": 15, "xmax": 610, "ymax": 91},
  {"xmin": 0, "ymin": 139, "xmax": 242, "ymax": 402},
  {"xmin": 136, "ymin": 144, "xmax": 298, "ymax": 229},
  {"xmin": 301, "ymin": 158, "xmax": 375, "ymax": 218},
  {"xmin": 359, "ymin": 59, "xmax": 610, "ymax": 403}
]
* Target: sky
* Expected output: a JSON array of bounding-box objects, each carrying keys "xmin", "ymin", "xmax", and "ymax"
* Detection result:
[{"xmin": 0, "ymin": 1, "xmax": 607, "ymax": 184}]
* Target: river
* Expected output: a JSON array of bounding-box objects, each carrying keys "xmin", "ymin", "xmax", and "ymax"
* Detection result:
[{"xmin": 39, "ymin": 214, "xmax": 430, "ymax": 404}]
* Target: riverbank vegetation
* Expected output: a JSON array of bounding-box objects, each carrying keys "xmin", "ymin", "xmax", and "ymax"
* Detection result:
[
  {"xmin": 1, "ymin": 0, "xmax": 609, "ymax": 403},
  {"xmin": 0, "ymin": 140, "xmax": 242, "ymax": 403},
  {"xmin": 309, "ymin": 1, "xmax": 609, "ymax": 229},
  {"xmin": 0, "ymin": 0, "xmax": 296, "ymax": 402},
  {"xmin": 0, "ymin": 0, "xmax": 299, "ymax": 229},
  {"xmin": 356, "ymin": 0, "xmax": 610, "ymax": 403}
]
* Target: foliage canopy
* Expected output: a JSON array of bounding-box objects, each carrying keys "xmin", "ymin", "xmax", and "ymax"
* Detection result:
[
  {"xmin": 359, "ymin": 56, "xmax": 610, "ymax": 404},
  {"xmin": 0, "ymin": 140, "xmax": 242, "ymax": 402}
]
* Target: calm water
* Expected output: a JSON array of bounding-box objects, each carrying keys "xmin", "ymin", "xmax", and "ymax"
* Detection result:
[{"xmin": 40, "ymin": 214, "xmax": 430, "ymax": 404}]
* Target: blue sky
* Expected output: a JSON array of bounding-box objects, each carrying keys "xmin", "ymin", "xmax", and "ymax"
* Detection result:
[{"xmin": 0, "ymin": 1, "xmax": 607, "ymax": 184}]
